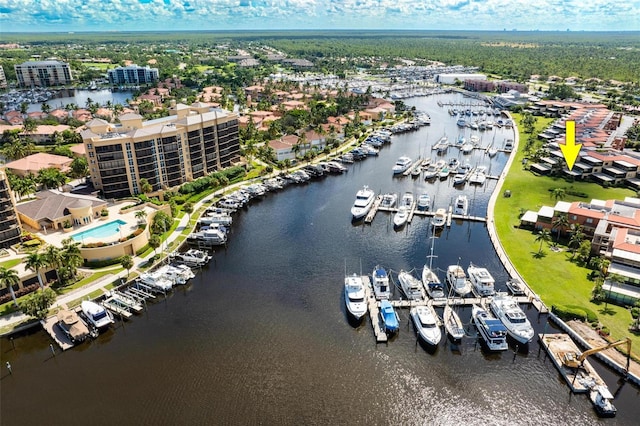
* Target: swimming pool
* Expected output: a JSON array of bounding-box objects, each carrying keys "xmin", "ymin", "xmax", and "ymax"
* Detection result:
[{"xmin": 71, "ymin": 219, "xmax": 127, "ymax": 242}]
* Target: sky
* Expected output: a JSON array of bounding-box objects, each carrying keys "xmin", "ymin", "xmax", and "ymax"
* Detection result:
[{"xmin": 0, "ymin": 0, "xmax": 639, "ymax": 32}]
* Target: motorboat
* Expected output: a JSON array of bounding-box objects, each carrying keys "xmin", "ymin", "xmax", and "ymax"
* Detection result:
[
  {"xmin": 416, "ymin": 193, "xmax": 431, "ymax": 211},
  {"xmin": 489, "ymin": 293, "xmax": 534, "ymax": 344},
  {"xmin": 187, "ymin": 228, "xmax": 228, "ymax": 246},
  {"xmin": 397, "ymin": 270, "xmax": 425, "ymax": 301},
  {"xmin": 410, "ymin": 306, "xmax": 442, "ymax": 346},
  {"xmin": 432, "ymin": 136, "xmax": 448, "ymax": 153},
  {"xmin": 472, "ymin": 304, "xmax": 508, "ymax": 351},
  {"xmin": 360, "ymin": 144, "xmax": 379, "ymax": 156},
  {"xmin": 344, "ymin": 274, "xmax": 367, "ymax": 320},
  {"xmin": 393, "ymin": 206, "xmax": 409, "ymax": 228},
  {"xmin": 56, "ymin": 309, "xmax": 91, "ymax": 344},
  {"xmin": 589, "ymin": 385, "xmax": 617, "ymax": 418},
  {"xmin": 452, "ymin": 171, "xmax": 468, "ymax": 186},
  {"xmin": 432, "ymin": 208, "xmax": 447, "ymax": 228},
  {"xmin": 487, "ymin": 146, "xmax": 498, "ymax": 157},
  {"xmin": 170, "ymin": 249, "xmax": 211, "ymax": 267},
  {"xmin": 461, "ymin": 141, "xmax": 474, "ymax": 154},
  {"xmin": 438, "ymin": 165, "xmax": 450, "ymax": 179},
  {"xmin": 448, "ymin": 158, "xmax": 460, "ymax": 170},
  {"xmin": 199, "ymin": 214, "xmax": 233, "ymax": 227},
  {"xmin": 400, "ymin": 191, "xmax": 414, "ymax": 209},
  {"xmin": 350, "ymin": 185, "xmax": 376, "ymax": 220},
  {"xmin": 468, "ymin": 166, "xmax": 487, "ymax": 185},
  {"xmin": 422, "ymin": 266, "xmax": 445, "ymax": 299},
  {"xmin": 379, "ymin": 300, "xmax": 399, "ymax": 334},
  {"xmin": 392, "ymin": 156, "xmax": 413, "ymax": 174},
  {"xmin": 156, "ymin": 264, "xmax": 188, "ymax": 285},
  {"xmin": 138, "ymin": 271, "xmax": 174, "ymax": 291},
  {"xmin": 467, "ymin": 263, "xmax": 496, "ymax": 296},
  {"xmin": 443, "ymin": 304, "xmax": 465, "ymax": 340},
  {"xmin": 380, "ymin": 193, "xmax": 397, "ymax": 208},
  {"xmin": 504, "ymin": 139, "xmax": 514, "ymax": 152},
  {"xmin": 411, "ymin": 166, "xmax": 422, "ymax": 177},
  {"xmin": 456, "ymin": 117, "xmax": 467, "ymax": 127},
  {"xmin": 423, "ymin": 164, "xmax": 439, "ymax": 180},
  {"xmin": 81, "ymin": 300, "xmax": 115, "ymax": 330},
  {"xmin": 446, "ymin": 264, "xmax": 472, "ymax": 296},
  {"xmin": 453, "ymin": 195, "xmax": 469, "ymax": 216},
  {"xmin": 506, "ymin": 278, "xmax": 526, "ymax": 296},
  {"xmin": 372, "ymin": 265, "xmax": 391, "ymax": 300},
  {"xmin": 325, "ymin": 161, "xmax": 347, "ymax": 173}
]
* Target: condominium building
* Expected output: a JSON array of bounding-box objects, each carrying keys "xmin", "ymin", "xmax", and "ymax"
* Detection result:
[
  {"xmin": 107, "ymin": 64, "xmax": 159, "ymax": 85},
  {"xmin": 14, "ymin": 60, "xmax": 72, "ymax": 87},
  {"xmin": 0, "ymin": 169, "xmax": 22, "ymax": 249},
  {"xmin": 0, "ymin": 65, "xmax": 7, "ymax": 89},
  {"xmin": 81, "ymin": 103, "xmax": 240, "ymax": 199}
]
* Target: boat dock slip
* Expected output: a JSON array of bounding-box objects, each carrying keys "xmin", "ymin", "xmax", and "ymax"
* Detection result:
[
  {"xmin": 539, "ymin": 333, "xmax": 605, "ymax": 393},
  {"xmin": 403, "ymin": 159, "xmax": 423, "ymax": 176},
  {"xmin": 40, "ymin": 316, "xmax": 74, "ymax": 351},
  {"xmin": 446, "ymin": 206, "xmax": 453, "ymax": 227},
  {"xmin": 407, "ymin": 201, "xmax": 417, "ymax": 223},
  {"xmin": 374, "ymin": 205, "xmax": 486, "ymax": 224},
  {"xmin": 364, "ymin": 195, "xmax": 383, "ymax": 223},
  {"xmin": 364, "ymin": 276, "xmax": 388, "ymax": 342},
  {"xmin": 102, "ymin": 298, "xmax": 133, "ymax": 319}
]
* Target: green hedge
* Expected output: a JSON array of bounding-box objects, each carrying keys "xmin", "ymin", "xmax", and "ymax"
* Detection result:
[
  {"xmin": 84, "ymin": 256, "xmax": 125, "ymax": 268},
  {"xmin": 552, "ymin": 304, "xmax": 598, "ymax": 323}
]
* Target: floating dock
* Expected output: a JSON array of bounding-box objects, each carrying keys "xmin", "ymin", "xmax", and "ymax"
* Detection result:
[
  {"xmin": 363, "ymin": 276, "xmax": 387, "ymax": 343},
  {"xmin": 375, "ymin": 205, "xmax": 486, "ymax": 224},
  {"xmin": 539, "ymin": 333, "xmax": 605, "ymax": 393},
  {"xmin": 364, "ymin": 195, "xmax": 383, "ymax": 224},
  {"xmin": 40, "ymin": 314, "xmax": 74, "ymax": 351}
]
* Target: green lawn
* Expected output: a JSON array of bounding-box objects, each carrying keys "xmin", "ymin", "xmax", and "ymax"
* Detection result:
[
  {"xmin": 0, "ymin": 258, "xmax": 22, "ymax": 269},
  {"xmin": 495, "ymin": 113, "xmax": 639, "ymax": 357}
]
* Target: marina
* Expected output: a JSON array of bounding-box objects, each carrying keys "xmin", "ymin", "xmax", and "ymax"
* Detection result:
[{"xmin": 2, "ymin": 91, "xmax": 638, "ymax": 425}]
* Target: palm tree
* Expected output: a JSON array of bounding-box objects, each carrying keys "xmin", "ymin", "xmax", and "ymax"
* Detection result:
[
  {"xmin": 135, "ymin": 210, "xmax": 148, "ymax": 225},
  {"xmin": 551, "ymin": 213, "xmax": 570, "ymax": 245},
  {"xmin": 61, "ymin": 238, "xmax": 84, "ymax": 283},
  {"xmin": 0, "ymin": 266, "xmax": 20, "ymax": 307},
  {"xmin": 550, "ymin": 187, "xmax": 566, "ymax": 201},
  {"xmin": 139, "ymin": 178, "xmax": 153, "ymax": 195},
  {"xmin": 534, "ymin": 229, "xmax": 552, "ymax": 255},
  {"xmin": 149, "ymin": 234, "xmax": 161, "ymax": 256},
  {"xmin": 120, "ymin": 255, "xmax": 134, "ymax": 279},
  {"xmin": 43, "ymin": 245, "xmax": 63, "ymax": 283},
  {"xmin": 24, "ymin": 251, "xmax": 48, "ymax": 289},
  {"xmin": 183, "ymin": 202, "xmax": 194, "ymax": 222}
]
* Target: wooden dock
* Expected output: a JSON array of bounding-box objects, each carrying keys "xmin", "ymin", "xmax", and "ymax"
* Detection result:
[
  {"xmin": 539, "ymin": 333, "xmax": 605, "ymax": 393},
  {"xmin": 407, "ymin": 201, "xmax": 417, "ymax": 223},
  {"xmin": 372, "ymin": 205, "xmax": 486, "ymax": 224},
  {"xmin": 446, "ymin": 205, "xmax": 453, "ymax": 227},
  {"xmin": 364, "ymin": 195, "xmax": 383, "ymax": 224},
  {"xmin": 403, "ymin": 159, "xmax": 423, "ymax": 177},
  {"xmin": 41, "ymin": 315, "xmax": 75, "ymax": 351},
  {"xmin": 364, "ymin": 276, "xmax": 387, "ymax": 343}
]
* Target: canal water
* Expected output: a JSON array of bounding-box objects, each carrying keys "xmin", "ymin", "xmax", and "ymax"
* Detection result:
[
  {"xmin": 2, "ymin": 94, "xmax": 638, "ymax": 425},
  {"xmin": 27, "ymin": 89, "xmax": 134, "ymax": 112}
]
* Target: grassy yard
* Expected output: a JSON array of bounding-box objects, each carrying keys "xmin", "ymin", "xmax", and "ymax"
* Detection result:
[{"xmin": 495, "ymin": 113, "xmax": 639, "ymax": 357}]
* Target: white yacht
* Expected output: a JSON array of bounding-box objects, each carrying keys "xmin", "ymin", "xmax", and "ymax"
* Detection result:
[
  {"xmin": 416, "ymin": 193, "xmax": 431, "ymax": 211},
  {"xmin": 452, "ymin": 171, "xmax": 468, "ymax": 186},
  {"xmin": 139, "ymin": 271, "xmax": 174, "ymax": 291},
  {"xmin": 467, "ymin": 263, "xmax": 496, "ymax": 296},
  {"xmin": 380, "ymin": 193, "xmax": 397, "ymax": 208},
  {"xmin": 81, "ymin": 301, "xmax": 114, "ymax": 330},
  {"xmin": 350, "ymin": 185, "xmax": 375, "ymax": 220},
  {"xmin": 489, "ymin": 293, "xmax": 534, "ymax": 344},
  {"xmin": 446, "ymin": 264, "xmax": 472, "ymax": 297},
  {"xmin": 372, "ymin": 265, "xmax": 391, "ymax": 300},
  {"xmin": 453, "ymin": 194, "xmax": 469, "ymax": 216},
  {"xmin": 422, "ymin": 265, "xmax": 445, "ymax": 299},
  {"xmin": 468, "ymin": 166, "xmax": 487, "ymax": 185},
  {"xmin": 187, "ymin": 228, "xmax": 228, "ymax": 246},
  {"xmin": 432, "ymin": 208, "xmax": 447, "ymax": 228},
  {"xmin": 410, "ymin": 306, "xmax": 442, "ymax": 346},
  {"xmin": 400, "ymin": 191, "xmax": 414, "ymax": 209},
  {"xmin": 472, "ymin": 304, "xmax": 508, "ymax": 351},
  {"xmin": 170, "ymin": 249, "xmax": 211, "ymax": 267},
  {"xmin": 344, "ymin": 274, "xmax": 367, "ymax": 320},
  {"xmin": 397, "ymin": 270, "xmax": 425, "ymax": 301},
  {"xmin": 392, "ymin": 156, "xmax": 413, "ymax": 174},
  {"xmin": 461, "ymin": 141, "xmax": 474, "ymax": 154},
  {"xmin": 393, "ymin": 206, "xmax": 409, "ymax": 228},
  {"xmin": 423, "ymin": 163, "xmax": 439, "ymax": 180},
  {"xmin": 443, "ymin": 304, "xmax": 465, "ymax": 340}
]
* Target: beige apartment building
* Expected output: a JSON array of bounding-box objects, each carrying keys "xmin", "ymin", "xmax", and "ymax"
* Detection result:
[
  {"xmin": 14, "ymin": 60, "xmax": 72, "ymax": 87},
  {"xmin": 81, "ymin": 103, "xmax": 240, "ymax": 199}
]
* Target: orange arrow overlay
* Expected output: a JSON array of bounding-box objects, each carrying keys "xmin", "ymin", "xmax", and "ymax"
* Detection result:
[{"xmin": 559, "ymin": 120, "xmax": 581, "ymax": 171}]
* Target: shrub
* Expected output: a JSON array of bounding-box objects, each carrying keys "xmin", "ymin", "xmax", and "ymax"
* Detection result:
[
  {"xmin": 63, "ymin": 220, "xmax": 72, "ymax": 228},
  {"xmin": 551, "ymin": 304, "xmax": 597, "ymax": 323},
  {"xmin": 84, "ymin": 256, "xmax": 125, "ymax": 268},
  {"xmin": 23, "ymin": 239, "xmax": 42, "ymax": 247},
  {"xmin": 100, "ymin": 209, "xmax": 109, "ymax": 217},
  {"xmin": 0, "ymin": 283, "xmax": 40, "ymax": 305},
  {"xmin": 631, "ymin": 307, "xmax": 640, "ymax": 319}
]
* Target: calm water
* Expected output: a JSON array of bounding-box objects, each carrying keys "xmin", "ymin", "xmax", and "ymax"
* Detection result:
[
  {"xmin": 2, "ymin": 94, "xmax": 638, "ymax": 425},
  {"xmin": 28, "ymin": 89, "xmax": 134, "ymax": 112}
]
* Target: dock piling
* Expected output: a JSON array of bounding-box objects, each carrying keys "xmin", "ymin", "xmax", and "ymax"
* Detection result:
[{"xmin": 49, "ymin": 343, "xmax": 56, "ymax": 357}]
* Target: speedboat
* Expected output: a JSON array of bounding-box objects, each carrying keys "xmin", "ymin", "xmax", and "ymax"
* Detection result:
[
  {"xmin": 489, "ymin": 293, "xmax": 534, "ymax": 344},
  {"xmin": 410, "ymin": 306, "xmax": 442, "ymax": 346},
  {"xmin": 416, "ymin": 193, "xmax": 431, "ymax": 211},
  {"xmin": 397, "ymin": 270, "xmax": 424, "ymax": 300},
  {"xmin": 467, "ymin": 263, "xmax": 496, "ymax": 296},
  {"xmin": 350, "ymin": 185, "xmax": 375, "ymax": 220},
  {"xmin": 81, "ymin": 300, "xmax": 114, "ymax": 330},
  {"xmin": 506, "ymin": 278, "xmax": 526, "ymax": 296},
  {"xmin": 400, "ymin": 191, "xmax": 414, "ymax": 209},
  {"xmin": 438, "ymin": 165, "xmax": 450, "ymax": 179},
  {"xmin": 461, "ymin": 141, "xmax": 474, "ymax": 154},
  {"xmin": 472, "ymin": 304, "xmax": 508, "ymax": 351},
  {"xmin": 432, "ymin": 208, "xmax": 447, "ymax": 228},
  {"xmin": 380, "ymin": 193, "xmax": 398, "ymax": 208},
  {"xmin": 379, "ymin": 300, "xmax": 399, "ymax": 334},
  {"xmin": 170, "ymin": 249, "xmax": 211, "ymax": 267},
  {"xmin": 392, "ymin": 156, "xmax": 413, "ymax": 174},
  {"xmin": 504, "ymin": 139, "xmax": 514, "ymax": 152},
  {"xmin": 456, "ymin": 118, "xmax": 466, "ymax": 127},
  {"xmin": 393, "ymin": 206, "xmax": 409, "ymax": 228},
  {"xmin": 372, "ymin": 265, "xmax": 391, "ymax": 300},
  {"xmin": 446, "ymin": 264, "xmax": 472, "ymax": 296},
  {"xmin": 423, "ymin": 164, "xmax": 439, "ymax": 180},
  {"xmin": 448, "ymin": 158, "xmax": 460, "ymax": 170},
  {"xmin": 56, "ymin": 309, "xmax": 91, "ymax": 344},
  {"xmin": 138, "ymin": 271, "xmax": 174, "ymax": 291},
  {"xmin": 443, "ymin": 304, "xmax": 465, "ymax": 340},
  {"xmin": 487, "ymin": 146, "xmax": 498, "ymax": 157},
  {"xmin": 187, "ymin": 228, "xmax": 228, "ymax": 246},
  {"xmin": 432, "ymin": 136, "xmax": 448, "ymax": 153},
  {"xmin": 468, "ymin": 166, "xmax": 487, "ymax": 185},
  {"xmin": 453, "ymin": 195, "xmax": 469, "ymax": 216},
  {"xmin": 589, "ymin": 385, "xmax": 617, "ymax": 418},
  {"xmin": 422, "ymin": 265, "xmax": 445, "ymax": 299},
  {"xmin": 344, "ymin": 274, "xmax": 367, "ymax": 320},
  {"xmin": 452, "ymin": 171, "xmax": 468, "ymax": 186}
]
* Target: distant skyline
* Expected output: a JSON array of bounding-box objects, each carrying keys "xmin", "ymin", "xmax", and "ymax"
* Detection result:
[{"xmin": 1, "ymin": 0, "xmax": 639, "ymax": 32}]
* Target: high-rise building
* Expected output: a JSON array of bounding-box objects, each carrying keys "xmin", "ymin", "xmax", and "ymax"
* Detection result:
[
  {"xmin": 81, "ymin": 104, "xmax": 240, "ymax": 199},
  {"xmin": 0, "ymin": 65, "xmax": 7, "ymax": 89},
  {"xmin": 107, "ymin": 64, "xmax": 159, "ymax": 85},
  {"xmin": 0, "ymin": 169, "xmax": 22, "ymax": 249},
  {"xmin": 14, "ymin": 60, "xmax": 72, "ymax": 87}
]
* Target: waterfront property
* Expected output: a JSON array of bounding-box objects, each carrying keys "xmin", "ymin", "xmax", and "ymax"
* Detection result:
[{"xmin": 14, "ymin": 60, "xmax": 73, "ymax": 87}]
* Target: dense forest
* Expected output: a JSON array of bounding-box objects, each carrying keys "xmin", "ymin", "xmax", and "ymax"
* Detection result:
[{"xmin": 2, "ymin": 30, "xmax": 639, "ymax": 83}]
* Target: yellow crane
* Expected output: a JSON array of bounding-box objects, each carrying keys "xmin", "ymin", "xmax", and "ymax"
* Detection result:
[{"xmin": 562, "ymin": 338, "xmax": 631, "ymax": 372}]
